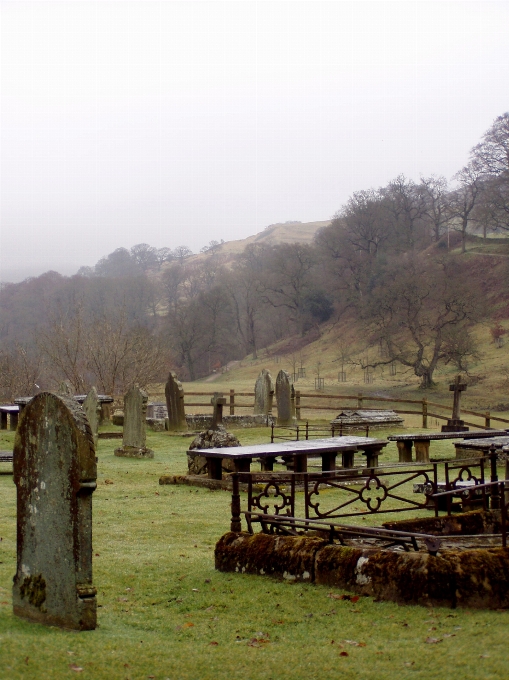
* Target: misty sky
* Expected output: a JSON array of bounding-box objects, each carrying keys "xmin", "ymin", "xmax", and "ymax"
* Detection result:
[{"xmin": 2, "ymin": 1, "xmax": 509, "ymax": 282}]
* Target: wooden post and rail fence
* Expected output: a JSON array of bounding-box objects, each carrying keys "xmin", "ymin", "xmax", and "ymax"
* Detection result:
[{"xmin": 183, "ymin": 390, "xmax": 509, "ymax": 430}]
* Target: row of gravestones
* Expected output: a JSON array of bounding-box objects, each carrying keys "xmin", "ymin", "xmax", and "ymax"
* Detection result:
[{"xmin": 163, "ymin": 369, "xmax": 296, "ymax": 429}]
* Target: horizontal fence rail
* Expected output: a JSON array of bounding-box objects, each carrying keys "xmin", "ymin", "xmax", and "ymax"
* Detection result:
[{"xmin": 180, "ymin": 389, "xmax": 508, "ymax": 429}]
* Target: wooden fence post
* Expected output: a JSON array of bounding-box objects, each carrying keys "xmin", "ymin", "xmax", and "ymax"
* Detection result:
[
  {"xmin": 296, "ymin": 390, "xmax": 301, "ymax": 420},
  {"xmin": 230, "ymin": 389, "xmax": 235, "ymax": 415},
  {"xmin": 485, "ymin": 411, "xmax": 491, "ymax": 428},
  {"xmin": 422, "ymin": 398, "xmax": 428, "ymax": 429},
  {"xmin": 357, "ymin": 392, "xmax": 363, "ymax": 409}
]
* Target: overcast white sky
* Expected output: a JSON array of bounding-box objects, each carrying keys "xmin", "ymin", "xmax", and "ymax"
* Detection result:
[{"xmin": 2, "ymin": 1, "xmax": 509, "ymax": 282}]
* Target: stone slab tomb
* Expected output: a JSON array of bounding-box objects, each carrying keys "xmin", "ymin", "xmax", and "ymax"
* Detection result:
[
  {"xmin": 114, "ymin": 385, "xmax": 154, "ymax": 459},
  {"xmin": 12, "ymin": 392, "xmax": 97, "ymax": 630},
  {"xmin": 330, "ymin": 409, "xmax": 404, "ymax": 431}
]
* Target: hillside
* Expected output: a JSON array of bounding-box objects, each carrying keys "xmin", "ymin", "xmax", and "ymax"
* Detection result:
[{"xmin": 185, "ymin": 219, "xmax": 330, "ymax": 265}]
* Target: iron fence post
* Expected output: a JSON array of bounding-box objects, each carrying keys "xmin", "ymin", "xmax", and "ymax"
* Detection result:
[
  {"xmin": 230, "ymin": 473, "xmax": 242, "ymax": 532},
  {"xmin": 490, "ymin": 445, "xmax": 500, "ymax": 510}
]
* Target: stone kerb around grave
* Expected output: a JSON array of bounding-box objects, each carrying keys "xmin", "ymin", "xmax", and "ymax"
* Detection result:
[
  {"xmin": 12, "ymin": 392, "xmax": 97, "ymax": 631},
  {"xmin": 115, "ymin": 384, "xmax": 154, "ymax": 459}
]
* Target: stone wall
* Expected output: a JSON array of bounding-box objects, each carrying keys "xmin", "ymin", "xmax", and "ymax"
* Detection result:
[{"xmin": 184, "ymin": 414, "xmax": 274, "ymax": 430}]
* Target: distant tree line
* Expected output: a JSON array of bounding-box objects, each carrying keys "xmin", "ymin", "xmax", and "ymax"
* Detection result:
[{"xmin": 1, "ymin": 114, "xmax": 509, "ymax": 397}]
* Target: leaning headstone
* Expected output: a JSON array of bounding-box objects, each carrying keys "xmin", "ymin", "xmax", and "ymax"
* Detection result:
[
  {"xmin": 114, "ymin": 385, "xmax": 154, "ymax": 458},
  {"xmin": 276, "ymin": 370, "xmax": 295, "ymax": 426},
  {"xmin": 254, "ymin": 369, "xmax": 274, "ymax": 415},
  {"xmin": 165, "ymin": 372, "xmax": 187, "ymax": 431},
  {"xmin": 12, "ymin": 392, "xmax": 97, "ymax": 630},
  {"xmin": 83, "ymin": 387, "xmax": 101, "ymax": 448}
]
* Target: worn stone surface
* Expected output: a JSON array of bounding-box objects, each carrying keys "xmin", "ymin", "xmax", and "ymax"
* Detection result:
[
  {"xmin": 187, "ymin": 426, "xmax": 240, "ymax": 475},
  {"xmin": 254, "ymin": 370, "xmax": 274, "ymax": 416},
  {"xmin": 82, "ymin": 387, "xmax": 100, "ymax": 448},
  {"xmin": 215, "ymin": 532, "xmax": 325, "ymax": 581},
  {"xmin": 275, "ymin": 370, "xmax": 294, "ymax": 426},
  {"xmin": 215, "ymin": 530, "xmax": 509, "ymax": 608},
  {"xmin": 114, "ymin": 385, "xmax": 154, "ymax": 459},
  {"xmin": 12, "ymin": 392, "xmax": 97, "ymax": 630},
  {"xmin": 165, "ymin": 372, "xmax": 187, "ymax": 431}
]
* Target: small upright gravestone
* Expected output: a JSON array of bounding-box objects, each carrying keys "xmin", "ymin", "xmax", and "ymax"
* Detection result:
[
  {"xmin": 165, "ymin": 372, "xmax": 187, "ymax": 431},
  {"xmin": 275, "ymin": 370, "xmax": 295, "ymax": 426},
  {"xmin": 83, "ymin": 386, "xmax": 101, "ymax": 448},
  {"xmin": 115, "ymin": 385, "xmax": 154, "ymax": 458},
  {"xmin": 254, "ymin": 369, "xmax": 274, "ymax": 416},
  {"xmin": 12, "ymin": 392, "xmax": 97, "ymax": 630}
]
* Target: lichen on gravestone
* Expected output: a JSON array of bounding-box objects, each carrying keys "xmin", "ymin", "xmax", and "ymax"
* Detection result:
[{"xmin": 12, "ymin": 392, "xmax": 97, "ymax": 630}]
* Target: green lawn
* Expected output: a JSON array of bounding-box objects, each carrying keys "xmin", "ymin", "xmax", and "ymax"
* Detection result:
[{"xmin": 0, "ymin": 426, "xmax": 508, "ymax": 680}]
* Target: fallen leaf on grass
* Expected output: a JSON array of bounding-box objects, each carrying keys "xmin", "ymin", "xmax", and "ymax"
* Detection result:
[
  {"xmin": 480, "ymin": 654, "xmax": 490, "ymax": 658},
  {"xmin": 443, "ymin": 634, "xmax": 456, "ymax": 639},
  {"xmin": 404, "ymin": 662, "xmax": 415, "ymax": 667},
  {"xmin": 104, "ymin": 479, "xmax": 114, "ymax": 485},
  {"xmin": 69, "ymin": 664, "xmax": 83, "ymax": 672},
  {"xmin": 272, "ymin": 619, "xmax": 284, "ymax": 625},
  {"xmin": 339, "ymin": 651, "xmax": 349, "ymax": 657},
  {"xmin": 327, "ymin": 593, "xmax": 359, "ymax": 602},
  {"xmin": 182, "ymin": 622, "xmax": 194, "ymax": 629},
  {"xmin": 209, "ymin": 641, "xmax": 219, "ymax": 646},
  {"xmin": 425, "ymin": 637, "xmax": 442, "ymax": 644},
  {"xmin": 344, "ymin": 640, "xmax": 366, "ymax": 647}
]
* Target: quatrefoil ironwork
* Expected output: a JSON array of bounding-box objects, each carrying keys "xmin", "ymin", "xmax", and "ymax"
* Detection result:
[{"xmin": 359, "ymin": 477, "xmax": 388, "ymax": 511}]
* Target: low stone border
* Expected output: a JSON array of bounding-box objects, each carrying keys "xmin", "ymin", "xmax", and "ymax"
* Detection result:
[{"xmin": 215, "ymin": 531, "xmax": 509, "ymax": 609}]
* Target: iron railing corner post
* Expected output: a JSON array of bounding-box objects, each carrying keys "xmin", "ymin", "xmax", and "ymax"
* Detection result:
[{"xmin": 230, "ymin": 473, "xmax": 242, "ymax": 533}]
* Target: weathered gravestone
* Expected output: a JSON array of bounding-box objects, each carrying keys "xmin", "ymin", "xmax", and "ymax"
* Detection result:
[
  {"xmin": 165, "ymin": 372, "xmax": 187, "ymax": 431},
  {"xmin": 83, "ymin": 387, "xmax": 101, "ymax": 448},
  {"xmin": 12, "ymin": 392, "xmax": 97, "ymax": 630},
  {"xmin": 275, "ymin": 370, "xmax": 295, "ymax": 426},
  {"xmin": 254, "ymin": 369, "xmax": 274, "ymax": 416},
  {"xmin": 115, "ymin": 385, "xmax": 154, "ymax": 458}
]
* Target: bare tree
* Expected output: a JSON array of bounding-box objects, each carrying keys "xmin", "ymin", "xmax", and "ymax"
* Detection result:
[
  {"xmin": 448, "ymin": 163, "xmax": 484, "ymax": 253},
  {"xmin": 420, "ymin": 175, "xmax": 450, "ymax": 242},
  {"xmin": 359, "ymin": 255, "xmax": 481, "ymax": 388}
]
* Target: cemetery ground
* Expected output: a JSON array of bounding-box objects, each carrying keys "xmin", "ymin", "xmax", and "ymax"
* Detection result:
[{"xmin": 1, "ymin": 426, "xmax": 509, "ymax": 680}]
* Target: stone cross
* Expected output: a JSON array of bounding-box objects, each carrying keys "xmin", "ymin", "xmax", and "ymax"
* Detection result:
[
  {"xmin": 211, "ymin": 392, "xmax": 226, "ymax": 429},
  {"xmin": 450, "ymin": 375, "xmax": 467, "ymax": 420},
  {"xmin": 254, "ymin": 369, "xmax": 274, "ymax": 416},
  {"xmin": 12, "ymin": 392, "xmax": 97, "ymax": 630},
  {"xmin": 165, "ymin": 371, "xmax": 187, "ymax": 431},
  {"xmin": 275, "ymin": 370, "xmax": 294, "ymax": 426},
  {"xmin": 115, "ymin": 384, "xmax": 154, "ymax": 458}
]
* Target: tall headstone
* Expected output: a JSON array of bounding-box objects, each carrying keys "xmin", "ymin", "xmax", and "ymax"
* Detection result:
[
  {"xmin": 275, "ymin": 370, "xmax": 295, "ymax": 426},
  {"xmin": 165, "ymin": 372, "xmax": 187, "ymax": 431},
  {"xmin": 83, "ymin": 387, "xmax": 100, "ymax": 448},
  {"xmin": 13, "ymin": 392, "xmax": 97, "ymax": 630},
  {"xmin": 254, "ymin": 369, "xmax": 274, "ymax": 415},
  {"xmin": 115, "ymin": 385, "xmax": 154, "ymax": 458}
]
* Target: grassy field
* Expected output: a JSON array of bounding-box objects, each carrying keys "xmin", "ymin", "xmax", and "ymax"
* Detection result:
[{"xmin": 1, "ymin": 425, "xmax": 508, "ymax": 680}]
